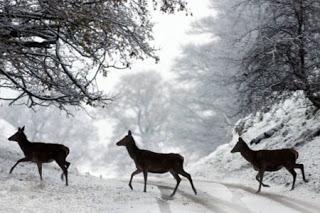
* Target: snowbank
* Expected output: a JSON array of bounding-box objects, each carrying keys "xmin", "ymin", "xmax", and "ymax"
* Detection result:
[{"xmin": 193, "ymin": 92, "xmax": 320, "ymax": 194}]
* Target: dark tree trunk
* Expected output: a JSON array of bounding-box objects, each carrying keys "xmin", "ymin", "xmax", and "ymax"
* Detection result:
[{"xmin": 295, "ymin": 0, "xmax": 320, "ymax": 109}]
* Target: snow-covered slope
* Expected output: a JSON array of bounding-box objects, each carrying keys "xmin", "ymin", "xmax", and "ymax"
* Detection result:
[{"xmin": 192, "ymin": 92, "xmax": 320, "ymax": 196}]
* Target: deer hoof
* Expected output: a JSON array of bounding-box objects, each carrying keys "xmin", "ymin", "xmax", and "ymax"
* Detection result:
[
  {"xmin": 304, "ymin": 179, "xmax": 309, "ymax": 183},
  {"xmin": 129, "ymin": 184, "xmax": 133, "ymax": 190}
]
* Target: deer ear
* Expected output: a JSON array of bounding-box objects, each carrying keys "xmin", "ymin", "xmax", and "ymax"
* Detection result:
[
  {"xmin": 128, "ymin": 130, "xmax": 132, "ymax": 136},
  {"xmin": 239, "ymin": 137, "xmax": 245, "ymax": 143},
  {"xmin": 21, "ymin": 126, "xmax": 25, "ymax": 131}
]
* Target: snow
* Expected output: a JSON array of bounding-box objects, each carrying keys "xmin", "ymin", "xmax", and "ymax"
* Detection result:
[
  {"xmin": 192, "ymin": 92, "xmax": 320, "ymax": 203},
  {"xmin": 1, "ymin": 93, "xmax": 320, "ymax": 212}
]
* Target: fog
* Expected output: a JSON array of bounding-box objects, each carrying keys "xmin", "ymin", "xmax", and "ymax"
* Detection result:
[{"xmin": 0, "ymin": 0, "xmax": 237, "ymax": 178}]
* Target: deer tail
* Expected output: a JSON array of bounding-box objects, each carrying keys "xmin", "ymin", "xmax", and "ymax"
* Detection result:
[
  {"xmin": 62, "ymin": 146, "xmax": 70, "ymax": 156},
  {"xmin": 290, "ymin": 149, "xmax": 299, "ymax": 160}
]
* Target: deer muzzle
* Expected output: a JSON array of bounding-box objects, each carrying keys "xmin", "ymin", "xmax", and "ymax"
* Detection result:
[{"xmin": 230, "ymin": 146, "xmax": 238, "ymax": 153}]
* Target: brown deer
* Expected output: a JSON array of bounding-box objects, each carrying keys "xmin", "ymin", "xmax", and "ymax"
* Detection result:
[
  {"xmin": 231, "ymin": 137, "xmax": 308, "ymax": 193},
  {"xmin": 116, "ymin": 130, "xmax": 197, "ymax": 197},
  {"xmin": 8, "ymin": 126, "xmax": 70, "ymax": 186}
]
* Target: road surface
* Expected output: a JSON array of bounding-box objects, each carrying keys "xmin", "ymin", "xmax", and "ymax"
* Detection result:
[{"xmin": 0, "ymin": 168, "xmax": 319, "ymax": 213}]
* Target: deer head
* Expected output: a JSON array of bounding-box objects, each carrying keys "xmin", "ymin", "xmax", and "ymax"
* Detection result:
[
  {"xmin": 8, "ymin": 126, "xmax": 27, "ymax": 142},
  {"xmin": 116, "ymin": 130, "xmax": 134, "ymax": 146},
  {"xmin": 231, "ymin": 137, "xmax": 247, "ymax": 153}
]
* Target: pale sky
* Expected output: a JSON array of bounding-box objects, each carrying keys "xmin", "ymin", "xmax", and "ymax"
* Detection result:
[{"xmin": 102, "ymin": 0, "xmax": 215, "ymax": 91}]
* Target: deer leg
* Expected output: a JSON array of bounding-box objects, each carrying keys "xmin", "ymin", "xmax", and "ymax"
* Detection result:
[
  {"xmin": 37, "ymin": 162, "xmax": 43, "ymax": 181},
  {"xmin": 178, "ymin": 170, "xmax": 197, "ymax": 195},
  {"xmin": 143, "ymin": 170, "xmax": 148, "ymax": 192},
  {"xmin": 61, "ymin": 162, "xmax": 71, "ymax": 181},
  {"xmin": 256, "ymin": 169, "xmax": 265, "ymax": 193},
  {"xmin": 129, "ymin": 169, "xmax": 141, "ymax": 190},
  {"xmin": 9, "ymin": 157, "xmax": 29, "ymax": 174},
  {"xmin": 255, "ymin": 173, "xmax": 270, "ymax": 187},
  {"xmin": 65, "ymin": 161, "xmax": 71, "ymax": 169},
  {"xmin": 170, "ymin": 171, "xmax": 181, "ymax": 197},
  {"xmin": 286, "ymin": 168, "xmax": 297, "ymax": 190},
  {"xmin": 56, "ymin": 160, "xmax": 68, "ymax": 186},
  {"xmin": 294, "ymin": 164, "xmax": 308, "ymax": 183}
]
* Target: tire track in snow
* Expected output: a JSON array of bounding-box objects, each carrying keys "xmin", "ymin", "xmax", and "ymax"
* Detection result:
[
  {"xmin": 133, "ymin": 180, "xmax": 173, "ymax": 213},
  {"xmin": 217, "ymin": 181, "xmax": 320, "ymax": 213},
  {"xmin": 145, "ymin": 180, "xmax": 251, "ymax": 213},
  {"xmin": 120, "ymin": 179, "xmax": 173, "ymax": 213},
  {"xmin": 122, "ymin": 178, "xmax": 320, "ymax": 213},
  {"xmin": 155, "ymin": 188, "xmax": 173, "ymax": 213}
]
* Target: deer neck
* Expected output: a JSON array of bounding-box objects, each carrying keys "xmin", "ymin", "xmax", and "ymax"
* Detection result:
[
  {"xmin": 126, "ymin": 142, "xmax": 140, "ymax": 160},
  {"xmin": 17, "ymin": 137, "xmax": 32, "ymax": 155},
  {"xmin": 240, "ymin": 145, "xmax": 256, "ymax": 164}
]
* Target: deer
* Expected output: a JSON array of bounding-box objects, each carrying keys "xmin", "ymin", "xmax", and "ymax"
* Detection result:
[
  {"xmin": 231, "ymin": 137, "xmax": 308, "ymax": 193},
  {"xmin": 8, "ymin": 126, "xmax": 71, "ymax": 186},
  {"xmin": 116, "ymin": 130, "xmax": 197, "ymax": 197}
]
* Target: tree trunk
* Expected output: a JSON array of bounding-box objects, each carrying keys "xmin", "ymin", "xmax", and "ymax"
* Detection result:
[
  {"xmin": 295, "ymin": 0, "xmax": 320, "ymax": 109},
  {"xmin": 305, "ymin": 91, "xmax": 320, "ymax": 109}
]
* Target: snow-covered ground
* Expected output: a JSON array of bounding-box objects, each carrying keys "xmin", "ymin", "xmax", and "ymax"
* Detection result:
[
  {"xmin": 192, "ymin": 92, "xmax": 320, "ymax": 209},
  {"xmin": 1, "ymin": 154, "xmax": 320, "ymax": 213},
  {"xmin": 1, "ymin": 93, "xmax": 320, "ymax": 212},
  {"xmin": 1, "ymin": 163, "xmax": 319, "ymax": 213}
]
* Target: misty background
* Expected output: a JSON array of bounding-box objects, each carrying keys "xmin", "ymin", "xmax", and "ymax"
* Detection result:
[
  {"xmin": 2, "ymin": 0, "xmax": 319, "ymax": 179},
  {"xmin": 0, "ymin": 0, "xmax": 237, "ymax": 178}
]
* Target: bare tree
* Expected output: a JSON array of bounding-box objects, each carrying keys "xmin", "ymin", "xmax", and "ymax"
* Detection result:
[
  {"xmin": 165, "ymin": 0, "xmax": 250, "ymax": 154},
  {"xmin": 238, "ymin": 0, "xmax": 320, "ymax": 111},
  {"xmin": 96, "ymin": 71, "xmax": 172, "ymax": 176},
  {"xmin": 0, "ymin": 0, "xmax": 188, "ymax": 109},
  {"xmin": 169, "ymin": 43, "xmax": 239, "ymax": 155},
  {"xmin": 107, "ymin": 71, "xmax": 171, "ymax": 147}
]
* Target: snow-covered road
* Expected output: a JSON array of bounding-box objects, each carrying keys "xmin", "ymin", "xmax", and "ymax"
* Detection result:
[
  {"xmin": 135, "ymin": 178, "xmax": 320, "ymax": 213},
  {"xmin": 1, "ymin": 166, "xmax": 319, "ymax": 213}
]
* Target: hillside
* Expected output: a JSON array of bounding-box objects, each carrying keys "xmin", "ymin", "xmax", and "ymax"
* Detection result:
[{"xmin": 192, "ymin": 92, "xmax": 320, "ymax": 196}]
